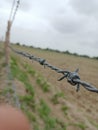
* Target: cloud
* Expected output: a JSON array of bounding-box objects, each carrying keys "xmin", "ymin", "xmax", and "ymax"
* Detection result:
[
  {"xmin": 50, "ymin": 11, "xmax": 86, "ymax": 34},
  {"xmin": 69, "ymin": 0, "xmax": 98, "ymax": 17},
  {"xmin": 19, "ymin": 0, "xmax": 32, "ymax": 12},
  {"xmin": 0, "ymin": 0, "xmax": 98, "ymax": 56}
]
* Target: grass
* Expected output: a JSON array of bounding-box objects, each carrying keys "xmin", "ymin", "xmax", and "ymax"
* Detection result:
[
  {"xmin": 56, "ymin": 119, "xmax": 67, "ymax": 130},
  {"xmin": 10, "ymin": 56, "xmax": 21, "ymax": 78},
  {"xmin": 38, "ymin": 99, "xmax": 51, "ymax": 117},
  {"xmin": 51, "ymin": 92, "xmax": 65, "ymax": 104},
  {"xmin": 36, "ymin": 76, "xmax": 50, "ymax": 92},
  {"xmin": 33, "ymin": 124, "xmax": 40, "ymax": 130},
  {"xmin": 73, "ymin": 122, "xmax": 87, "ymax": 130},
  {"xmin": 1, "ymin": 44, "xmax": 97, "ymax": 130},
  {"xmin": 0, "ymin": 87, "xmax": 14, "ymax": 95},
  {"xmin": 61, "ymin": 105, "xmax": 69, "ymax": 115},
  {"xmin": 89, "ymin": 120, "xmax": 98, "ymax": 129},
  {"xmin": 23, "ymin": 63, "xmax": 36, "ymax": 77},
  {"xmin": 24, "ymin": 110, "xmax": 36, "ymax": 122},
  {"xmin": 0, "ymin": 51, "xmax": 4, "ymax": 59},
  {"xmin": 1, "ymin": 62, "xmax": 6, "ymax": 68},
  {"xmin": 24, "ymin": 82, "xmax": 35, "ymax": 96},
  {"xmin": 10, "ymin": 55, "xmax": 36, "ymax": 109},
  {"xmin": 38, "ymin": 99, "xmax": 57, "ymax": 130}
]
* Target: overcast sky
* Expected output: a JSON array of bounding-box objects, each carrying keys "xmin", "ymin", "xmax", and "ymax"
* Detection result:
[{"xmin": 0, "ymin": 0, "xmax": 98, "ymax": 57}]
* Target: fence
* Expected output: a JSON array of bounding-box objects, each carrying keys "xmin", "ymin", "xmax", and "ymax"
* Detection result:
[{"xmin": 9, "ymin": 45, "xmax": 98, "ymax": 93}]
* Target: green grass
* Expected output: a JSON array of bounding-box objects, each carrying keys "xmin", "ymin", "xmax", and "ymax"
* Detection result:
[
  {"xmin": 19, "ymin": 83, "xmax": 35, "ymax": 109},
  {"xmin": 10, "ymin": 56, "xmax": 21, "ymax": 78},
  {"xmin": 8, "ymin": 45, "xmax": 98, "ymax": 130},
  {"xmin": 25, "ymin": 110, "xmax": 36, "ymax": 122},
  {"xmin": 1, "ymin": 62, "xmax": 6, "ymax": 68},
  {"xmin": 10, "ymin": 56, "xmax": 68, "ymax": 130},
  {"xmin": 36, "ymin": 76, "xmax": 50, "ymax": 92},
  {"xmin": 61, "ymin": 105, "xmax": 69, "ymax": 115},
  {"xmin": 38, "ymin": 99, "xmax": 51, "ymax": 117},
  {"xmin": 38, "ymin": 99, "xmax": 57, "ymax": 130},
  {"xmin": 0, "ymin": 51, "xmax": 4, "ymax": 59},
  {"xmin": 10, "ymin": 56, "xmax": 35, "ymax": 95},
  {"xmin": 74, "ymin": 122, "xmax": 87, "ymax": 130},
  {"xmin": 51, "ymin": 92, "xmax": 65, "ymax": 104},
  {"xmin": 33, "ymin": 124, "xmax": 40, "ymax": 130},
  {"xmin": 0, "ymin": 87, "xmax": 14, "ymax": 95},
  {"xmin": 23, "ymin": 63, "xmax": 36, "ymax": 77},
  {"xmin": 24, "ymin": 82, "xmax": 35, "ymax": 96},
  {"xmin": 89, "ymin": 120, "xmax": 98, "ymax": 129},
  {"xmin": 11, "ymin": 56, "xmax": 36, "ymax": 108},
  {"xmin": 56, "ymin": 119, "xmax": 67, "ymax": 130},
  {"xmin": 11, "ymin": 56, "xmax": 29, "ymax": 82}
]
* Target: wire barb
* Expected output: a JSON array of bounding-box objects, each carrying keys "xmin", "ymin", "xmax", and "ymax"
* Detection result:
[{"xmin": 9, "ymin": 46, "xmax": 98, "ymax": 93}]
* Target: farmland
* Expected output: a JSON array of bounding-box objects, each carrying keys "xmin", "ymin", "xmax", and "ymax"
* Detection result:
[{"xmin": 0, "ymin": 42, "xmax": 98, "ymax": 130}]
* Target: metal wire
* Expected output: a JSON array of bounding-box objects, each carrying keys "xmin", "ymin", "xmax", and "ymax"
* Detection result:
[
  {"xmin": 9, "ymin": 0, "xmax": 16, "ymax": 21},
  {"xmin": 5, "ymin": 63, "xmax": 21, "ymax": 108},
  {"xmin": 9, "ymin": 46, "xmax": 98, "ymax": 93},
  {"xmin": 11, "ymin": 0, "xmax": 20, "ymax": 24},
  {"xmin": 9, "ymin": 0, "xmax": 20, "ymax": 26}
]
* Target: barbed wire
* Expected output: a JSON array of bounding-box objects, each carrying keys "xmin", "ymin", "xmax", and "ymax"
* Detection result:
[
  {"xmin": 9, "ymin": 0, "xmax": 20, "ymax": 25},
  {"xmin": 5, "ymin": 64, "xmax": 21, "ymax": 108},
  {"xmin": 3, "ymin": 0, "xmax": 21, "ymax": 108},
  {"xmin": 9, "ymin": 0, "xmax": 16, "ymax": 21},
  {"xmin": 9, "ymin": 46, "xmax": 98, "ymax": 93},
  {"xmin": 11, "ymin": 0, "xmax": 20, "ymax": 24}
]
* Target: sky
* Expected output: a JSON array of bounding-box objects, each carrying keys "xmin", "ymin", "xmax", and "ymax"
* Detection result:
[{"xmin": 0, "ymin": 0, "xmax": 98, "ymax": 57}]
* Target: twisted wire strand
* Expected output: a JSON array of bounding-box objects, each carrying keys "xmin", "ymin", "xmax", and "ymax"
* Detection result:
[
  {"xmin": 8, "ymin": 0, "xmax": 20, "ymax": 26},
  {"xmin": 74, "ymin": 79, "xmax": 98, "ymax": 93},
  {"xmin": 9, "ymin": 0, "xmax": 16, "ymax": 21},
  {"xmin": 5, "ymin": 63, "xmax": 21, "ymax": 108},
  {"xmin": 9, "ymin": 46, "xmax": 98, "ymax": 93},
  {"xmin": 11, "ymin": 0, "xmax": 20, "ymax": 25}
]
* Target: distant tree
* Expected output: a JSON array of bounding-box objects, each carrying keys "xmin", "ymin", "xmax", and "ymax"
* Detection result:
[
  {"xmin": 54, "ymin": 50, "xmax": 61, "ymax": 53},
  {"xmin": 16, "ymin": 42, "xmax": 20, "ymax": 45},
  {"xmin": 73, "ymin": 53, "xmax": 78, "ymax": 56},
  {"xmin": 29, "ymin": 45, "xmax": 34, "ymax": 48},
  {"xmin": 80, "ymin": 55, "xmax": 90, "ymax": 58},
  {"xmin": 93, "ymin": 57, "xmax": 98, "ymax": 60},
  {"xmin": 62, "ymin": 50, "xmax": 71, "ymax": 55},
  {"xmin": 22, "ymin": 44, "xmax": 26, "ymax": 47}
]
